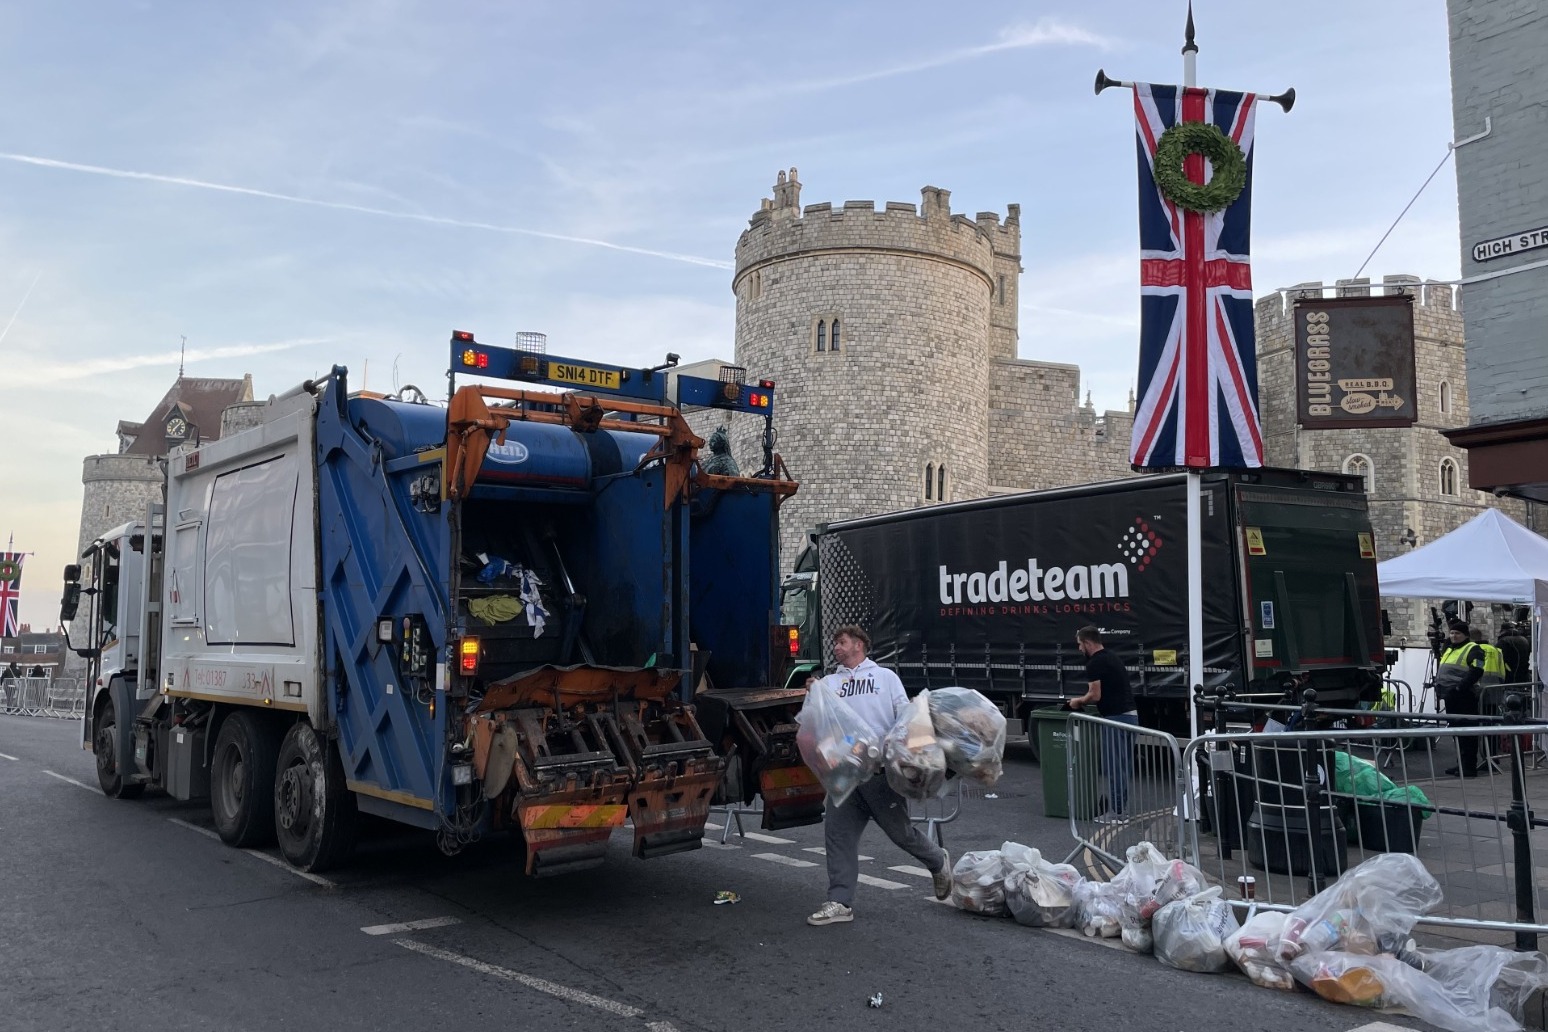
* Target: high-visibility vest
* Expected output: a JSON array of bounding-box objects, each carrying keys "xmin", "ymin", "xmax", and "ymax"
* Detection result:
[
  {"xmin": 1478, "ymin": 642, "xmax": 1507, "ymax": 685},
  {"xmin": 1435, "ymin": 642, "xmax": 1483, "ymax": 695}
]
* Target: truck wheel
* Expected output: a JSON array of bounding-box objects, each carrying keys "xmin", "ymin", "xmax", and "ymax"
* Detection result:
[
  {"xmin": 211, "ymin": 712, "xmax": 279, "ymax": 847},
  {"xmin": 93, "ymin": 694, "xmax": 144, "ymax": 800},
  {"xmin": 274, "ymin": 722, "xmax": 357, "ymax": 872}
]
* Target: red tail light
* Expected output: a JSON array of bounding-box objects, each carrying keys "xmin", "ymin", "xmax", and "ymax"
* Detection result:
[
  {"xmin": 460, "ymin": 636, "xmax": 481, "ymax": 675},
  {"xmin": 787, "ymin": 627, "xmax": 800, "ymax": 656}
]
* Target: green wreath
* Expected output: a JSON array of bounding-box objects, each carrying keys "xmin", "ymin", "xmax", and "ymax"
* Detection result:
[
  {"xmin": 1153, "ymin": 121, "xmax": 1247, "ymax": 214},
  {"xmin": 0, "ymin": 559, "xmax": 18, "ymax": 582}
]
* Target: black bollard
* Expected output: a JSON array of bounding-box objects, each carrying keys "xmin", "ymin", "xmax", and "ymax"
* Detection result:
[{"xmin": 1502, "ymin": 692, "xmax": 1539, "ymax": 952}]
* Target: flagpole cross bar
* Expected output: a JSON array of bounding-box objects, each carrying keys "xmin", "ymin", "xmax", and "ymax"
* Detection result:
[{"xmin": 1094, "ymin": 69, "xmax": 1295, "ymax": 113}]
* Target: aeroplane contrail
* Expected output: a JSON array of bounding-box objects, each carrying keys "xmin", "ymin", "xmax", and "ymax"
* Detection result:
[
  {"xmin": 0, "ymin": 268, "xmax": 43, "ymax": 347},
  {"xmin": 0, "ymin": 152, "xmax": 734, "ymax": 270},
  {"xmin": 32, "ymin": 338, "xmax": 321, "ymax": 380}
]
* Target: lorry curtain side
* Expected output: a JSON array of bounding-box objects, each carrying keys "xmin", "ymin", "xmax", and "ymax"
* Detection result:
[{"xmin": 816, "ymin": 477, "xmax": 1243, "ymax": 712}]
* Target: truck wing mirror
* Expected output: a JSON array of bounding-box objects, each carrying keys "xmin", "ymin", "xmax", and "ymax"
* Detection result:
[{"xmin": 60, "ymin": 564, "xmax": 82, "ymax": 623}]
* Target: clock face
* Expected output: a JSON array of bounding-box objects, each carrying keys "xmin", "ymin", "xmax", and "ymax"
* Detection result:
[{"xmin": 166, "ymin": 416, "xmax": 188, "ymax": 438}]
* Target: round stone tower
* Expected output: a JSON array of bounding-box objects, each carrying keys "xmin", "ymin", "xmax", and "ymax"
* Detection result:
[{"xmin": 731, "ymin": 168, "xmax": 1021, "ymax": 568}]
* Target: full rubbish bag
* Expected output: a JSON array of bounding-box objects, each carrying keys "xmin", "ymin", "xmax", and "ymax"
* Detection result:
[
  {"xmin": 1152, "ymin": 887, "xmax": 1237, "ymax": 973},
  {"xmin": 949, "ymin": 849, "xmax": 1011, "ymax": 916},
  {"xmin": 927, "ymin": 687, "xmax": 1006, "ymax": 785},
  {"xmin": 1104, "ymin": 842, "xmax": 1208, "ymax": 953},
  {"xmin": 1225, "ymin": 910, "xmax": 1295, "ymax": 990},
  {"xmin": 1275, "ymin": 853, "xmax": 1442, "ymax": 964},
  {"xmin": 882, "ymin": 689, "xmax": 947, "ymax": 800},
  {"xmin": 1332, "ymin": 751, "xmax": 1433, "ymax": 815},
  {"xmin": 1290, "ymin": 945, "xmax": 1548, "ymax": 1032},
  {"xmin": 1003, "ymin": 845, "xmax": 1084, "ymax": 929},
  {"xmin": 1073, "ymin": 880, "xmax": 1124, "ymax": 939},
  {"xmin": 795, "ymin": 676, "xmax": 881, "ymax": 807}
]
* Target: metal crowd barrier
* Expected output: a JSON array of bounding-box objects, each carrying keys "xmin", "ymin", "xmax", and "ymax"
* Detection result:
[
  {"xmin": 1180, "ymin": 690, "xmax": 1547, "ymax": 950},
  {"xmin": 1, "ymin": 677, "xmax": 86, "ymax": 719},
  {"xmin": 1064, "ymin": 711, "xmax": 1187, "ymax": 870}
]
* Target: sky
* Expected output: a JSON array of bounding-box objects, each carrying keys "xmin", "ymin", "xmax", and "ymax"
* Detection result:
[{"xmin": 0, "ymin": 1, "xmax": 1462, "ymax": 630}]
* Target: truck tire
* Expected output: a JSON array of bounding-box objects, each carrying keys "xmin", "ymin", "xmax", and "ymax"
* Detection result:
[
  {"xmin": 211, "ymin": 711, "xmax": 280, "ymax": 847},
  {"xmin": 92, "ymin": 694, "xmax": 144, "ymax": 800},
  {"xmin": 274, "ymin": 722, "xmax": 357, "ymax": 872}
]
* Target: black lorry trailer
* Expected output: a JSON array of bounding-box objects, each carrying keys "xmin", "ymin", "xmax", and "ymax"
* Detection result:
[{"xmin": 780, "ymin": 468, "xmax": 1386, "ymax": 743}]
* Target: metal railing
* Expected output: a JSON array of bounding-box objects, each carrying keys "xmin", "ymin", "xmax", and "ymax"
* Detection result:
[
  {"xmin": 1179, "ymin": 688, "xmax": 1547, "ymax": 950},
  {"xmin": 1064, "ymin": 711, "xmax": 1187, "ymax": 870},
  {"xmin": 1, "ymin": 677, "xmax": 86, "ymax": 719}
]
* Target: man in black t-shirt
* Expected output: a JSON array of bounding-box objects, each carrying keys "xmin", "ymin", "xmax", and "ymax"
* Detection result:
[{"xmin": 1070, "ymin": 625, "xmax": 1138, "ymax": 823}]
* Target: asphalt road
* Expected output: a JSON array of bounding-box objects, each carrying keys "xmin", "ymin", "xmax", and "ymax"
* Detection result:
[{"xmin": 0, "ymin": 713, "xmax": 1423, "ymax": 1032}]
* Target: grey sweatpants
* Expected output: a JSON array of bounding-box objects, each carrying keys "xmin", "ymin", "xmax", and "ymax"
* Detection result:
[{"xmin": 824, "ymin": 777, "xmax": 947, "ymax": 906}]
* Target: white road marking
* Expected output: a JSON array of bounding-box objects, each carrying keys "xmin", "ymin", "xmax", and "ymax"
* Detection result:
[
  {"xmin": 803, "ymin": 847, "xmax": 872, "ymax": 860},
  {"xmin": 169, "ymin": 817, "xmax": 221, "ymax": 839},
  {"xmin": 738, "ymin": 832, "xmax": 795, "ymax": 845},
  {"xmin": 242, "ymin": 848, "xmax": 335, "ymax": 887},
  {"xmin": 168, "ymin": 817, "xmax": 334, "ymax": 887},
  {"xmin": 700, "ymin": 840, "xmax": 740, "ymax": 850},
  {"xmin": 0, "ymin": 752, "xmax": 18, "ymax": 761},
  {"xmin": 43, "ymin": 770, "xmax": 95, "ymax": 791},
  {"xmin": 889, "ymin": 865, "xmax": 932, "ymax": 878},
  {"xmin": 857, "ymin": 874, "xmax": 909, "ymax": 890},
  {"xmin": 751, "ymin": 852, "xmax": 817, "ymax": 868},
  {"xmin": 362, "ymin": 916, "xmax": 461, "ymax": 936},
  {"xmin": 646, "ymin": 1023, "xmax": 680, "ymax": 1032},
  {"xmin": 1344, "ymin": 1024, "xmax": 1418, "ymax": 1032},
  {"xmin": 394, "ymin": 938, "xmax": 649, "ymax": 1019},
  {"xmin": 703, "ymin": 822, "xmax": 723, "ymax": 831}
]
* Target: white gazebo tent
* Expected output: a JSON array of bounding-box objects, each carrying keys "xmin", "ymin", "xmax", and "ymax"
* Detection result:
[{"xmin": 1377, "ymin": 508, "xmax": 1548, "ymax": 686}]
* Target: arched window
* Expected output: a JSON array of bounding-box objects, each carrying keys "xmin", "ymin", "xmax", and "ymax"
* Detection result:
[
  {"xmin": 937, "ymin": 464, "xmax": 947, "ymax": 502},
  {"xmin": 1439, "ymin": 458, "xmax": 1458, "ymax": 496},
  {"xmin": 1342, "ymin": 454, "xmax": 1373, "ymax": 493},
  {"xmin": 924, "ymin": 463, "xmax": 934, "ymax": 500},
  {"xmin": 1439, "ymin": 380, "xmax": 1452, "ymax": 415},
  {"xmin": 830, "ymin": 318, "xmax": 840, "ymax": 352},
  {"xmin": 815, "ymin": 320, "xmax": 826, "ymax": 352}
]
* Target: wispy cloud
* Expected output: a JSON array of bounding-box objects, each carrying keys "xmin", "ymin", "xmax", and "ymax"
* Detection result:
[
  {"xmin": 747, "ymin": 18, "xmax": 1117, "ymax": 98},
  {"xmin": 0, "ymin": 152, "xmax": 733, "ymax": 270},
  {"xmin": 0, "ymin": 269, "xmax": 43, "ymax": 347},
  {"xmin": 17, "ymin": 338, "xmax": 322, "ymax": 380}
]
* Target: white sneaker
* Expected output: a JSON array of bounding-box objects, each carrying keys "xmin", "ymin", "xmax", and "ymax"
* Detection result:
[
  {"xmin": 932, "ymin": 850, "xmax": 953, "ymax": 900},
  {"xmin": 807, "ymin": 901, "xmax": 854, "ymax": 926}
]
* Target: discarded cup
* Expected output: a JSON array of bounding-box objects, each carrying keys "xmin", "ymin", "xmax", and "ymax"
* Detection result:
[
  {"xmin": 714, "ymin": 891, "xmax": 740, "ymax": 905},
  {"xmin": 1237, "ymin": 875, "xmax": 1257, "ymax": 900},
  {"xmin": 867, "ymin": 993, "xmax": 883, "ymax": 1009}
]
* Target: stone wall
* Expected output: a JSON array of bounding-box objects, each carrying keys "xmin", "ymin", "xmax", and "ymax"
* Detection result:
[
  {"xmin": 987, "ymin": 358, "xmax": 1136, "ymax": 490},
  {"xmin": 732, "ymin": 172, "xmax": 1005, "ymax": 566},
  {"xmin": 77, "ymin": 454, "xmax": 163, "ymax": 559}
]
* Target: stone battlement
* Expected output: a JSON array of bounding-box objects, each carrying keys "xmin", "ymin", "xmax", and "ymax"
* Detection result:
[
  {"xmin": 735, "ymin": 169, "xmax": 1019, "ymax": 291},
  {"xmin": 1255, "ymin": 274, "xmax": 1459, "ymax": 331},
  {"xmin": 81, "ymin": 453, "xmax": 163, "ymax": 484}
]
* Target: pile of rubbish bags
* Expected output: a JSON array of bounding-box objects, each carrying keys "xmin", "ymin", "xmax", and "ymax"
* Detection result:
[
  {"xmin": 795, "ymin": 682, "xmax": 1005, "ymax": 805},
  {"xmin": 946, "ymin": 844, "xmax": 1548, "ymax": 1032}
]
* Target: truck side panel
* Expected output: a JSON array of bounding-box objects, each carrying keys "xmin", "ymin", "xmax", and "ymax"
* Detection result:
[
  {"xmin": 161, "ymin": 396, "xmax": 323, "ymax": 720},
  {"xmin": 688, "ymin": 487, "xmax": 780, "ymax": 691},
  {"xmin": 817, "ymin": 477, "xmax": 1244, "ymax": 705}
]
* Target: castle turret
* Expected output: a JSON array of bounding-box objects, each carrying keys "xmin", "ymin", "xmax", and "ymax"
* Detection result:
[{"xmin": 732, "ymin": 172, "xmax": 1018, "ymax": 566}]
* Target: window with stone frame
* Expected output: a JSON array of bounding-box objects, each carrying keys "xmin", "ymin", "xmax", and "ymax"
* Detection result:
[
  {"xmin": 924, "ymin": 462, "xmax": 934, "ymax": 501},
  {"xmin": 1439, "ymin": 458, "xmax": 1458, "ymax": 496},
  {"xmin": 937, "ymin": 464, "xmax": 948, "ymax": 501},
  {"xmin": 1439, "ymin": 380, "xmax": 1452, "ymax": 416},
  {"xmin": 1342, "ymin": 454, "xmax": 1374, "ymax": 493},
  {"xmin": 812, "ymin": 314, "xmax": 841, "ymax": 354}
]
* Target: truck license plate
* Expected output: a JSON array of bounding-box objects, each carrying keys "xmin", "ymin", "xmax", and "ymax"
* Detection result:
[{"xmin": 548, "ymin": 362, "xmax": 621, "ymax": 390}]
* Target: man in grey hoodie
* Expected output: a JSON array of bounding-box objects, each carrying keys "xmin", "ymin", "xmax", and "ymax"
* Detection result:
[{"xmin": 806, "ymin": 624, "xmax": 953, "ymax": 926}]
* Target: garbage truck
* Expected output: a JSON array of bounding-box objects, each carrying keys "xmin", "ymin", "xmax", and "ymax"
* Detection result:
[
  {"xmin": 779, "ymin": 468, "xmax": 1387, "ymax": 741},
  {"xmin": 61, "ymin": 332, "xmax": 824, "ymax": 873}
]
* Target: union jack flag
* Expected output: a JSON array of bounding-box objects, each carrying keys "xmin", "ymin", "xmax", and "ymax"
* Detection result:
[
  {"xmin": 1130, "ymin": 83, "xmax": 1264, "ymax": 470},
  {"xmin": 0, "ymin": 552, "xmax": 22, "ymax": 638}
]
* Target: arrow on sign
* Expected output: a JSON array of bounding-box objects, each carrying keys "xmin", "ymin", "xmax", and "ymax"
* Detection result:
[{"xmin": 1377, "ymin": 392, "xmax": 1405, "ymax": 411}]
